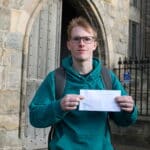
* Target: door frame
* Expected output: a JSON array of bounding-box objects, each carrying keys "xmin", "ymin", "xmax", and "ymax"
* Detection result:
[{"xmin": 19, "ymin": 0, "xmax": 110, "ymax": 148}]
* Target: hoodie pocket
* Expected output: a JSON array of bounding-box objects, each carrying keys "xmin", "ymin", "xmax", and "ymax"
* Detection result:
[
  {"xmin": 55, "ymin": 134, "xmax": 113, "ymax": 150},
  {"xmin": 55, "ymin": 134, "xmax": 72, "ymax": 150}
]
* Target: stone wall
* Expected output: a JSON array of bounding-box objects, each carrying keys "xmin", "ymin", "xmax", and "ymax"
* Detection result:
[
  {"xmin": 0, "ymin": 0, "xmax": 42, "ymax": 149},
  {"xmin": 93, "ymin": 0, "xmax": 129, "ymax": 67},
  {"xmin": 0, "ymin": 0, "xmax": 142, "ymax": 149},
  {"xmin": 0, "ymin": 0, "xmax": 23, "ymax": 149}
]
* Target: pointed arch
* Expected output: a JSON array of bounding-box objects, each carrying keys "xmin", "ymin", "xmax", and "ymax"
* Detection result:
[{"xmin": 19, "ymin": 0, "xmax": 111, "ymax": 149}]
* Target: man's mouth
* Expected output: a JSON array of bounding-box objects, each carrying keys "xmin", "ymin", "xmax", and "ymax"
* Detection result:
[{"xmin": 77, "ymin": 49, "xmax": 86, "ymax": 51}]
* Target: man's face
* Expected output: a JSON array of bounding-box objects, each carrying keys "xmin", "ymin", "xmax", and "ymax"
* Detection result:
[{"xmin": 67, "ymin": 26, "xmax": 97, "ymax": 62}]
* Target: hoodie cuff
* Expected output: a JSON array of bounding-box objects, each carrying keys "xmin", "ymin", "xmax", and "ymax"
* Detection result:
[
  {"xmin": 52, "ymin": 99, "xmax": 68, "ymax": 120},
  {"xmin": 123, "ymin": 106, "xmax": 138, "ymax": 122}
]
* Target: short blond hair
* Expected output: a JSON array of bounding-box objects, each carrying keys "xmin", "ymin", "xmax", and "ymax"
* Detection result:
[{"xmin": 67, "ymin": 17, "xmax": 97, "ymax": 40}]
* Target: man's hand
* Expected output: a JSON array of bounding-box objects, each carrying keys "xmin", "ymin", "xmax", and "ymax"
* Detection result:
[
  {"xmin": 115, "ymin": 96, "xmax": 134, "ymax": 113},
  {"xmin": 60, "ymin": 94, "xmax": 84, "ymax": 111}
]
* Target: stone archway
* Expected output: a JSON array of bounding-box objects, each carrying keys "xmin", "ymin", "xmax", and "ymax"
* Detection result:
[{"xmin": 19, "ymin": 0, "xmax": 110, "ymax": 149}]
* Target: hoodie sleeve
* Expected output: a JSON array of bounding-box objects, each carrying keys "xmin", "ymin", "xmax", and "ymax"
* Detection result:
[
  {"xmin": 109, "ymin": 107, "xmax": 138, "ymax": 126},
  {"xmin": 29, "ymin": 72, "xmax": 68, "ymax": 128},
  {"xmin": 109, "ymin": 70, "xmax": 138, "ymax": 126}
]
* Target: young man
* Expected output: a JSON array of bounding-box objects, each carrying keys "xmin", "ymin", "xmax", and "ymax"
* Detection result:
[{"xmin": 29, "ymin": 17, "xmax": 138, "ymax": 150}]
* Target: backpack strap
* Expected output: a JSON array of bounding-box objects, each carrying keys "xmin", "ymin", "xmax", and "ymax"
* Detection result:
[
  {"xmin": 55, "ymin": 67, "xmax": 66, "ymax": 99},
  {"xmin": 101, "ymin": 66, "xmax": 114, "ymax": 148},
  {"xmin": 101, "ymin": 66, "xmax": 112, "ymax": 89},
  {"xmin": 48, "ymin": 67, "xmax": 66, "ymax": 143}
]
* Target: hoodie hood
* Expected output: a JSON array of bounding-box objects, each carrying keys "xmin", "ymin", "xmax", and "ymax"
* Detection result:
[{"xmin": 62, "ymin": 56, "xmax": 102, "ymax": 83}]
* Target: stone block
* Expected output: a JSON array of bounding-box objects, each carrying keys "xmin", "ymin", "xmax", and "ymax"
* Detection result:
[
  {"xmin": 104, "ymin": 0, "xmax": 112, "ymax": 3},
  {"xmin": 0, "ymin": 114, "xmax": 19, "ymax": 130},
  {"xmin": 1, "ymin": 0, "xmax": 23, "ymax": 9},
  {"xmin": 0, "ymin": 129, "xmax": 22, "ymax": 149},
  {"xmin": 10, "ymin": 9, "xmax": 30, "ymax": 33},
  {"xmin": 1, "ymin": 50, "xmax": 11, "ymax": 66},
  {"xmin": 5, "ymin": 67, "xmax": 21, "ymax": 90},
  {"xmin": 0, "ymin": 129, "xmax": 6, "ymax": 148},
  {"xmin": 0, "ymin": 7, "xmax": 10, "ymax": 30},
  {"xmin": 10, "ymin": 9, "xmax": 21, "ymax": 33},
  {"xmin": 0, "ymin": 91, "xmax": 20, "ymax": 113},
  {"xmin": 4, "ymin": 32, "xmax": 23, "ymax": 50},
  {"xmin": 0, "ymin": 49, "xmax": 3, "ymax": 65},
  {"xmin": 2, "ymin": 49, "xmax": 22, "ymax": 67},
  {"xmin": 0, "ymin": 66, "xmax": 4, "ymax": 89},
  {"xmin": 10, "ymin": 51, "xmax": 22, "ymax": 67},
  {"xmin": 0, "ymin": 31, "xmax": 6, "ymax": 46},
  {"xmin": 2, "ymin": 0, "xmax": 9, "ymax": 7}
]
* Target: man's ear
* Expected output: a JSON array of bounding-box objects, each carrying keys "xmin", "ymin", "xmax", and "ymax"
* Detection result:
[{"xmin": 93, "ymin": 41, "xmax": 98, "ymax": 51}]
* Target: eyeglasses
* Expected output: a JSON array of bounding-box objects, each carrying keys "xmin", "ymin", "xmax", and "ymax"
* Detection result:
[{"xmin": 70, "ymin": 36, "xmax": 96, "ymax": 44}]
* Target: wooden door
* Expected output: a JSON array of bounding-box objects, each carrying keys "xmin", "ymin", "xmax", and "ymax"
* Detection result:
[{"xmin": 24, "ymin": 0, "xmax": 62, "ymax": 149}]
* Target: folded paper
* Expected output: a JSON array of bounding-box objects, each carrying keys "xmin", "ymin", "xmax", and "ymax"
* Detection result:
[{"xmin": 79, "ymin": 90, "xmax": 121, "ymax": 112}]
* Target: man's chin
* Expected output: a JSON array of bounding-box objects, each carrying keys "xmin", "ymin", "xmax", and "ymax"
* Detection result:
[
  {"xmin": 75, "ymin": 56, "xmax": 85, "ymax": 61},
  {"xmin": 73, "ymin": 55, "xmax": 91, "ymax": 62}
]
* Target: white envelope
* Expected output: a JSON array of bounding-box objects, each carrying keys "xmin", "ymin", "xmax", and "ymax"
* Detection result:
[{"xmin": 79, "ymin": 90, "xmax": 121, "ymax": 112}]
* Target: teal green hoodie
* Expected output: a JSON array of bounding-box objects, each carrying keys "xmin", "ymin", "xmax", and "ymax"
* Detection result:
[{"xmin": 29, "ymin": 56, "xmax": 138, "ymax": 150}]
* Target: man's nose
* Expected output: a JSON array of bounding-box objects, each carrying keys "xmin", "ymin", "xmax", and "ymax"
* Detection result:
[{"xmin": 78, "ymin": 38, "xmax": 85, "ymax": 45}]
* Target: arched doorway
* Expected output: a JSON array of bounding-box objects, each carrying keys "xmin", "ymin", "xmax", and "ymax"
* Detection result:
[
  {"xmin": 23, "ymin": 0, "xmax": 107, "ymax": 149},
  {"xmin": 61, "ymin": 0, "xmax": 107, "ymax": 64}
]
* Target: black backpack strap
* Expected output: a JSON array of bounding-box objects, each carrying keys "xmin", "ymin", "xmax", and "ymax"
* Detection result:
[
  {"xmin": 55, "ymin": 67, "xmax": 66, "ymax": 99},
  {"xmin": 48, "ymin": 67, "xmax": 66, "ymax": 143},
  {"xmin": 101, "ymin": 66, "xmax": 112, "ymax": 89}
]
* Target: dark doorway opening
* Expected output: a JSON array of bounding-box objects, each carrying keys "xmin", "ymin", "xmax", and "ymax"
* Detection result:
[
  {"xmin": 60, "ymin": 0, "xmax": 106, "ymax": 65},
  {"xmin": 60, "ymin": 0, "xmax": 78, "ymax": 61}
]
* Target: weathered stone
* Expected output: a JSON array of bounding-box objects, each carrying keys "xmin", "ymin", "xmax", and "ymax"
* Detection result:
[
  {"xmin": 0, "ymin": 129, "xmax": 6, "ymax": 148},
  {"xmin": 1, "ymin": 50, "xmax": 11, "ymax": 66},
  {"xmin": 4, "ymin": 32, "xmax": 23, "ymax": 50},
  {"xmin": 2, "ymin": 49, "xmax": 22, "ymax": 67},
  {"xmin": 0, "ymin": 7, "xmax": 10, "ymax": 30},
  {"xmin": 5, "ymin": 67, "xmax": 21, "ymax": 90},
  {"xmin": 0, "ymin": 31, "xmax": 5, "ymax": 46},
  {"xmin": 0, "ymin": 90, "xmax": 20, "ymax": 113},
  {"xmin": 0, "ymin": 66, "xmax": 4, "ymax": 89},
  {"xmin": 0, "ymin": 129, "xmax": 22, "ymax": 149},
  {"xmin": 2, "ymin": 0, "xmax": 9, "ymax": 7},
  {"xmin": 103, "ymin": 0, "xmax": 112, "ymax": 3},
  {"xmin": 0, "ymin": 50, "xmax": 3, "ymax": 66},
  {"xmin": 0, "ymin": 50, "xmax": 22, "ymax": 90},
  {"xmin": 10, "ymin": 9, "xmax": 30, "ymax": 34},
  {"xmin": 0, "ymin": 114, "xmax": 19, "ymax": 130},
  {"xmin": 1, "ymin": 0, "xmax": 24, "ymax": 9},
  {"xmin": 10, "ymin": 9, "xmax": 21, "ymax": 33},
  {"xmin": 10, "ymin": 51, "xmax": 22, "ymax": 67}
]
